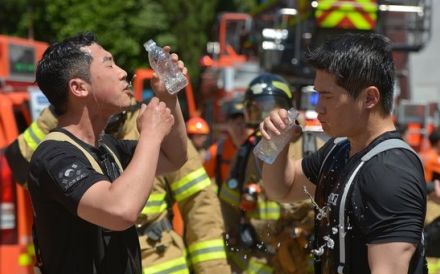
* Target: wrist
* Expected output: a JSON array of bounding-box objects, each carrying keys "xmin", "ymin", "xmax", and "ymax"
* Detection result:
[
  {"xmin": 138, "ymin": 130, "xmax": 163, "ymax": 146},
  {"xmin": 157, "ymin": 94, "xmax": 177, "ymax": 106}
]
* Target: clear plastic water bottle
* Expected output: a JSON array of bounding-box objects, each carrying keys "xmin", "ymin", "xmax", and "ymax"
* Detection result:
[
  {"xmin": 253, "ymin": 107, "xmax": 300, "ymax": 164},
  {"xmin": 143, "ymin": 39, "xmax": 188, "ymax": 94}
]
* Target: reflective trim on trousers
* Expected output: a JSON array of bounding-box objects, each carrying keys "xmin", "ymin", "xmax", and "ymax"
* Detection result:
[{"xmin": 248, "ymin": 257, "xmax": 273, "ymax": 274}]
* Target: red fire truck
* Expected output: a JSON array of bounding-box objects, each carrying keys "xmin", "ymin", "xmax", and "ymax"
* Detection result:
[{"xmin": 0, "ymin": 35, "xmax": 48, "ymax": 274}]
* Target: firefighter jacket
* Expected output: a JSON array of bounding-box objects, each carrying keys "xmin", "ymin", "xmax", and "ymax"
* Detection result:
[
  {"xmin": 219, "ymin": 132, "xmax": 321, "ymax": 274},
  {"xmin": 420, "ymin": 148, "xmax": 440, "ymax": 224},
  {"xmin": 204, "ymin": 134, "xmax": 239, "ymax": 192},
  {"xmin": 5, "ymin": 106, "xmax": 58, "ymax": 185},
  {"xmin": 115, "ymin": 109, "xmax": 231, "ymax": 274},
  {"xmin": 422, "ymin": 148, "xmax": 440, "ymax": 182}
]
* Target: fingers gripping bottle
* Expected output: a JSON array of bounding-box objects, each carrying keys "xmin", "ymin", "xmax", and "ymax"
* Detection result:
[
  {"xmin": 144, "ymin": 39, "xmax": 188, "ymax": 94},
  {"xmin": 253, "ymin": 107, "xmax": 300, "ymax": 164}
]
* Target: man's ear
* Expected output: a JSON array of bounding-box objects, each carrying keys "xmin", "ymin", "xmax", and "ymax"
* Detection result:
[
  {"xmin": 363, "ymin": 86, "xmax": 380, "ymax": 109},
  {"xmin": 69, "ymin": 78, "xmax": 89, "ymax": 97}
]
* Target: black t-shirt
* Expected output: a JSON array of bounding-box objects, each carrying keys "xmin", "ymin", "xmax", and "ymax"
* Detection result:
[
  {"xmin": 302, "ymin": 131, "xmax": 426, "ymax": 274},
  {"xmin": 28, "ymin": 128, "xmax": 142, "ymax": 274}
]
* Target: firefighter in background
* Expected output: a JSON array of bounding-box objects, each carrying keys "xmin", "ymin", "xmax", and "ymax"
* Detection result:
[
  {"xmin": 186, "ymin": 116, "xmax": 211, "ymax": 160},
  {"xmin": 420, "ymin": 128, "xmax": 440, "ymax": 224},
  {"xmin": 219, "ymin": 73, "xmax": 322, "ymax": 274},
  {"xmin": 204, "ymin": 97, "xmax": 250, "ymax": 192},
  {"xmin": 5, "ymin": 99, "xmax": 231, "ymax": 274},
  {"xmin": 423, "ymin": 129, "xmax": 440, "ymax": 184},
  {"xmin": 420, "ymin": 128, "xmax": 440, "ymax": 273}
]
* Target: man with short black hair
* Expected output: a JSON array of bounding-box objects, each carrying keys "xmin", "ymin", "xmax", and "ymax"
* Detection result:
[
  {"xmin": 259, "ymin": 33, "xmax": 427, "ymax": 274},
  {"xmin": 28, "ymin": 32, "xmax": 188, "ymax": 274}
]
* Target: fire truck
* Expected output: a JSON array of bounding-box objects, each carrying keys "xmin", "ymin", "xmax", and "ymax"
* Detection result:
[
  {"xmin": 200, "ymin": 0, "xmax": 434, "ymax": 144},
  {"xmin": 0, "ymin": 35, "xmax": 48, "ymax": 274}
]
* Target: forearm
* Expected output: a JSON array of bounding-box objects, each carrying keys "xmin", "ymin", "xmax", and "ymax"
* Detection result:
[
  {"xmin": 261, "ymin": 145, "xmax": 295, "ymax": 202},
  {"xmin": 108, "ymin": 135, "xmax": 162, "ymax": 222},
  {"xmin": 160, "ymin": 97, "xmax": 187, "ymax": 167}
]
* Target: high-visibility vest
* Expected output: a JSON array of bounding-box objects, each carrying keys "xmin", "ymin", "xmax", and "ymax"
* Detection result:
[{"xmin": 315, "ymin": 0, "xmax": 378, "ymax": 30}]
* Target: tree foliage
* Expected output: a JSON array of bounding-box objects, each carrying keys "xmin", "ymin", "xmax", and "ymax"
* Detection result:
[{"xmin": 0, "ymin": 0, "xmax": 220, "ymax": 86}]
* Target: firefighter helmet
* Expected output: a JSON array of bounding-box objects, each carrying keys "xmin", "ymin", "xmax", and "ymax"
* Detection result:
[
  {"xmin": 186, "ymin": 117, "xmax": 210, "ymax": 135},
  {"xmin": 223, "ymin": 96, "xmax": 245, "ymax": 119},
  {"xmin": 244, "ymin": 73, "xmax": 293, "ymax": 126}
]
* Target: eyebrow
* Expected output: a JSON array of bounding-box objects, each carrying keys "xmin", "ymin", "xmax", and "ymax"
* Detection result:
[{"xmin": 102, "ymin": 56, "xmax": 113, "ymax": 63}]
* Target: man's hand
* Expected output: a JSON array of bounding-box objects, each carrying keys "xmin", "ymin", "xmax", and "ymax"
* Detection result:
[
  {"xmin": 259, "ymin": 108, "xmax": 302, "ymax": 141},
  {"xmin": 136, "ymin": 97, "xmax": 174, "ymax": 140},
  {"xmin": 150, "ymin": 46, "xmax": 187, "ymax": 100}
]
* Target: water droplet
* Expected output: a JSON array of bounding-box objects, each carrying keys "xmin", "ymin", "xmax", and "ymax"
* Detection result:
[{"xmin": 311, "ymin": 246, "xmax": 324, "ymax": 256}]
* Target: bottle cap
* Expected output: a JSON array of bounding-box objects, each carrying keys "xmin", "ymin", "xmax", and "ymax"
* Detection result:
[{"xmin": 143, "ymin": 39, "xmax": 156, "ymax": 52}]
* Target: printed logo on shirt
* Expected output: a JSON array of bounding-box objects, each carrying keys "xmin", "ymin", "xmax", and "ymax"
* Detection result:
[
  {"xmin": 327, "ymin": 193, "xmax": 339, "ymax": 206},
  {"xmin": 58, "ymin": 162, "xmax": 89, "ymax": 191}
]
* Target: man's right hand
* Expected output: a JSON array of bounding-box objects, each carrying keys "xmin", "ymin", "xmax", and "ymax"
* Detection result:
[
  {"xmin": 137, "ymin": 97, "xmax": 174, "ymax": 140},
  {"xmin": 259, "ymin": 108, "xmax": 302, "ymax": 141}
]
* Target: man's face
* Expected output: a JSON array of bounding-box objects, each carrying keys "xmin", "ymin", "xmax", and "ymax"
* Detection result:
[
  {"xmin": 314, "ymin": 70, "xmax": 364, "ymax": 138},
  {"xmin": 227, "ymin": 115, "xmax": 247, "ymax": 144},
  {"xmin": 85, "ymin": 43, "xmax": 132, "ymax": 115},
  {"xmin": 190, "ymin": 134, "xmax": 208, "ymax": 150}
]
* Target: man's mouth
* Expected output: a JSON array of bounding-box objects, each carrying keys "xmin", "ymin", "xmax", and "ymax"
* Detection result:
[{"xmin": 123, "ymin": 84, "xmax": 134, "ymax": 96}]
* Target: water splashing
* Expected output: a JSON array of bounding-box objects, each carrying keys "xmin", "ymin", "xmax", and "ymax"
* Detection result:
[
  {"xmin": 311, "ymin": 234, "xmax": 335, "ymax": 256},
  {"xmin": 303, "ymin": 186, "xmax": 329, "ymax": 220}
]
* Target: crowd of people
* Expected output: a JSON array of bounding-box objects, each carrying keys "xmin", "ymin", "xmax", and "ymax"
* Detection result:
[{"xmin": 4, "ymin": 31, "xmax": 440, "ymax": 274}]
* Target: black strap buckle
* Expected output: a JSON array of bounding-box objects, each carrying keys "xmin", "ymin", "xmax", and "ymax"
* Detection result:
[{"xmin": 137, "ymin": 218, "xmax": 172, "ymax": 241}]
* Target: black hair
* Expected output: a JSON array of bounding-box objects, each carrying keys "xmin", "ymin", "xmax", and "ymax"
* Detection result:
[
  {"xmin": 35, "ymin": 32, "xmax": 97, "ymax": 115},
  {"xmin": 306, "ymin": 32, "xmax": 395, "ymax": 114}
]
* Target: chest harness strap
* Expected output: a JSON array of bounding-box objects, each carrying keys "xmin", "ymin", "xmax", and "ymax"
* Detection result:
[
  {"xmin": 327, "ymin": 138, "xmax": 419, "ymax": 274},
  {"xmin": 215, "ymin": 139, "xmax": 225, "ymax": 188},
  {"xmin": 44, "ymin": 131, "xmax": 123, "ymax": 173}
]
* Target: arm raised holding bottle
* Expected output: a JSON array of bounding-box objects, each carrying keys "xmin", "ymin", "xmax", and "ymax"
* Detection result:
[
  {"xmin": 258, "ymin": 108, "xmax": 315, "ymax": 202},
  {"xmin": 146, "ymin": 44, "xmax": 188, "ymax": 175}
]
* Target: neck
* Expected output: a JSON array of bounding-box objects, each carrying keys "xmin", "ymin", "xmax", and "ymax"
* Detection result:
[
  {"xmin": 348, "ymin": 115, "xmax": 396, "ymax": 157},
  {"xmin": 58, "ymin": 108, "xmax": 109, "ymax": 147}
]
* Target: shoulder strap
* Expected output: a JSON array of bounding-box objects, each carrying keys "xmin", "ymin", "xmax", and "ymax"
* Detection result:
[
  {"xmin": 44, "ymin": 131, "xmax": 103, "ymax": 174},
  {"xmin": 44, "ymin": 132, "xmax": 124, "ymax": 174},
  {"xmin": 215, "ymin": 139, "xmax": 225, "ymax": 187},
  {"xmin": 101, "ymin": 143, "xmax": 123, "ymax": 173},
  {"xmin": 228, "ymin": 132, "xmax": 258, "ymax": 193},
  {"xmin": 337, "ymin": 138, "xmax": 419, "ymax": 274},
  {"xmin": 318, "ymin": 137, "xmax": 347, "ymax": 178}
]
